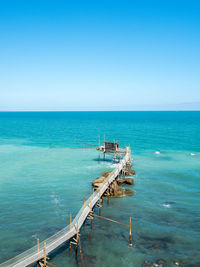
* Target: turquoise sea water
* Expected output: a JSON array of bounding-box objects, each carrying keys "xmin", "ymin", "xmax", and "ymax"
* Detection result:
[{"xmin": 0, "ymin": 111, "xmax": 199, "ymax": 267}]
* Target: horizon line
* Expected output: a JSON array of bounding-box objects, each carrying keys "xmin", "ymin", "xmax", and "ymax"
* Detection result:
[{"xmin": 0, "ymin": 110, "xmax": 200, "ymax": 112}]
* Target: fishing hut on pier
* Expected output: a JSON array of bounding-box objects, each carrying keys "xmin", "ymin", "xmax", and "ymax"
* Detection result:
[{"xmin": 96, "ymin": 140, "xmax": 126, "ymax": 162}]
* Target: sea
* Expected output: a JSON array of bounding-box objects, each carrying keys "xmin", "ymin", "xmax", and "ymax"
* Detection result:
[{"xmin": 0, "ymin": 111, "xmax": 199, "ymax": 267}]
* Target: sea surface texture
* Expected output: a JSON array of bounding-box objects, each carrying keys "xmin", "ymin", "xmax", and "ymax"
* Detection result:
[{"xmin": 0, "ymin": 111, "xmax": 199, "ymax": 267}]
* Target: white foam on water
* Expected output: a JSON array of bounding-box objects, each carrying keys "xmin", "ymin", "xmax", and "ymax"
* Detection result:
[
  {"xmin": 155, "ymin": 151, "xmax": 161, "ymax": 154},
  {"xmin": 50, "ymin": 194, "xmax": 60, "ymax": 205},
  {"xmin": 190, "ymin": 153, "xmax": 196, "ymax": 156},
  {"xmin": 163, "ymin": 204, "xmax": 171, "ymax": 208}
]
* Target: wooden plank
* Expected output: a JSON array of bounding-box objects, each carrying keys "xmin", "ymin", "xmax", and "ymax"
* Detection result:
[{"xmin": 93, "ymin": 214, "xmax": 129, "ymax": 227}]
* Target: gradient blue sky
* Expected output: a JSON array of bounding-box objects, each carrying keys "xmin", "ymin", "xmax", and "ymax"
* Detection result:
[{"xmin": 0, "ymin": 0, "xmax": 200, "ymax": 111}]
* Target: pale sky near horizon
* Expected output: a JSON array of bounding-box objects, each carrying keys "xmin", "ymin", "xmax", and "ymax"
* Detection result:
[{"xmin": 0, "ymin": 0, "xmax": 200, "ymax": 111}]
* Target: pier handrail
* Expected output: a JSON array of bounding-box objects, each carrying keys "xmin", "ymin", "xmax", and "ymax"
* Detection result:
[{"xmin": 0, "ymin": 147, "xmax": 131, "ymax": 267}]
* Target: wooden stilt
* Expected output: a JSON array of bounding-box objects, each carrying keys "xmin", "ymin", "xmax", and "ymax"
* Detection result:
[
  {"xmin": 78, "ymin": 237, "xmax": 84, "ymax": 267},
  {"xmin": 102, "ymin": 196, "xmax": 103, "ymax": 204},
  {"xmin": 75, "ymin": 217, "xmax": 79, "ymax": 257},
  {"xmin": 70, "ymin": 214, "xmax": 72, "ymax": 231},
  {"xmin": 129, "ymin": 217, "xmax": 132, "ymax": 247},
  {"xmin": 98, "ymin": 136, "xmax": 100, "ymax": 162},
  {"xmin": 98, "ymin": 192, "xmax": 101, "ymax": 216},
  {"xmin": 36, "ymin": 239, "xmax": 40, "ymax": 267},
  {"xmin": 107, "ymin": 197, "xmax": 109, "ymax": 206},
  {"xmin": 69, "ymin": 241, "xmax": 71, "ymax": 253},
  {"xmin": 91, "ymin": 218, "xmax": 93, "ymax": 230},
  {"xmin": 44, "ymin": 242, "xmax": 47, "ymax": 267}
]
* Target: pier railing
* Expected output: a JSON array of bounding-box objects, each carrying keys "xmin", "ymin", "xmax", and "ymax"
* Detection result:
[{"xmin": 0, "ymin": 147, "xmax": 131, "ymax": 267}]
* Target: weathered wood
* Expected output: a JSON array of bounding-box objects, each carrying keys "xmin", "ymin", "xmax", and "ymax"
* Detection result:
[
  {"xmin": 70, "ymin": 214, "xmax": 72, "ymax": 231},
  {"xmin": 93, "ymin": 214, "xmax": 129, "ymax": 227},
  {"xmin": 43, "ymin": 242, "xmax": 47, "ymax": 267}
]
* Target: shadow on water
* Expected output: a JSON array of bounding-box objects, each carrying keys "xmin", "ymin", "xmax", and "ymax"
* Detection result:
[
  {"xmin": 137, "ymin": 234, "xmax": 174, "ymax": 252},
  {"xmin": 93, "ymin": 158, "xmax": 113, "ymax": 163}
]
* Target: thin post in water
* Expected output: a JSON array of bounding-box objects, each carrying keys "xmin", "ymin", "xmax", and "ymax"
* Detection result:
[{"xmin": 129, "ymin": 217, "xmax": 132, "ymax": 247}]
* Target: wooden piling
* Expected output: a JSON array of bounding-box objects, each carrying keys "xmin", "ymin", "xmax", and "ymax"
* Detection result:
[
  {"xmin": 91, "ymin": 217, "xmax": 93, "ymax": 230},
  {"xmin": 76, "ymin": 217, "xmax": 79, "ymax": 256},
  {"xmin": 70, "ymin": 214, "xmax": 72, "ymax": 231},
  {"xmin": 36, "ymin": 239, "xmax": 40, "ymax": 267},
  {"xmin": 44, "ymin": 242, "xmax": 47, "ymax": 267},
  {"xmin": 99, "ymin": 192, "xmax": 101, "ymax": 216},
  {"xmin": 69, "ymin": 241, "xmax": 71, "ymax": 253},
  {"xmin": 129, "ymin": 217, "xmax": 132, "ymax": 247}
]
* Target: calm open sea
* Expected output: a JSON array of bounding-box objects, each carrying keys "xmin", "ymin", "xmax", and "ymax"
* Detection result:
[{"xmin": 0, "ymin": 111, "xmax": 199, "ymax": 267}]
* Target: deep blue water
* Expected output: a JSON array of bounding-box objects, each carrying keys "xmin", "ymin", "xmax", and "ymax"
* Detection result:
[{"xmin": 0, "ymin": 111, "xmax": 199, "ymax": 267}]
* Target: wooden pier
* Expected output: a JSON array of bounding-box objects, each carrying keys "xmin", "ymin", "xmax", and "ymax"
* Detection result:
[{"xmin": 0, "ymin": 146, "xmax": 132, "ymax": 267}]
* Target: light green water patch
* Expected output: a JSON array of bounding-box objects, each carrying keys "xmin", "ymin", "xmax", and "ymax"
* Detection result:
[{"xmin": 0, "ymin": 143, "xmax": 114, "ymax": 262}]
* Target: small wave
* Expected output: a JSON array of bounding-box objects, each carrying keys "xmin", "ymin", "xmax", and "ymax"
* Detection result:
[
  {"xmin": 155, "ymin": 151, "xmax": 161, "ymax": 154},
  {"xmin": 163, "ymin": 201, "xmax": 176, "ymax": 208},
  {"xmin": 163, "ymin": 204, "xmax": 171, "ymax": 208},
  {"xmin": 190, "ymin": 153, "xmax": 196, "ymax": 156}
]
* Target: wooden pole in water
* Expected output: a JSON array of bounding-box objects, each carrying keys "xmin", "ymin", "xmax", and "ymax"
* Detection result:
[
  {"xmin": 129, "ymin": 217, "xmax": 132, "ymax": 247},
  {"xmin": 70, "ymin": 214, "xmax": 72, "ymax": 231},
  {"xmin": 44, "ymin": 242, "xmax": 47, "ymax": 267},
  {"xmin": 107, "ymin": 197, "xmax": 109, "ymax": 206},
  {"xmin": 91, "ymin": 215, "xmax": 93, "ymax": 230},
  {"xmin": 76, "ymin": 217, "xmax": 78, "ymax": 256},
  {"xmin": 99, "ymin": 192, "xmax": 101, "ymax": 216},
  {"xmin": 37, "ymin": 239, "xmax": 40, "ymax": 267},
  {"xmin": 69, "ymin": 214, "xmax": 72, "ymax": 253},
  {"xmin": 98, "ymin": 136, "xmax": 100, "ymax": 161},
  {"xmin": 90, "ymin": 198, "xmax": 93, "ymax": 230},
  {"xmin": 83, "ymin": 196, "xmax": 85, "ymax": 229}
]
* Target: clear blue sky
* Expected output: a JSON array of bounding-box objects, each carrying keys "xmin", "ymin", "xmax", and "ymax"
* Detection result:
[{"xmin": 0, "ymin": 0, "xmax": 200, "ymax": 111}]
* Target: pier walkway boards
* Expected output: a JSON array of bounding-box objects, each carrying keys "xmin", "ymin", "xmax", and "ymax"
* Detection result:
[{"xmin": 0, "ymin": 147, "xmax": 131, "ymax": 267}]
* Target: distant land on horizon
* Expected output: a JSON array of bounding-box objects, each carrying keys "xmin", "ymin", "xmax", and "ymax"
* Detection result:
[{"xmin": 0, "ymin": 102, "xmax": 200, "ymax": 112}]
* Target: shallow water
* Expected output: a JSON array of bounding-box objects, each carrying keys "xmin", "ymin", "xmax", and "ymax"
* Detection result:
[{"xmin": 0, "ymin": 111, "xmax": 199, "ymax": 267}]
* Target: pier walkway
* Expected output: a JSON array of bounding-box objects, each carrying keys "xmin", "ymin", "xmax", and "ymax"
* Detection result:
[{"xmin": 0, "ymin": 147, "xmax": 131, "ymax": 267}]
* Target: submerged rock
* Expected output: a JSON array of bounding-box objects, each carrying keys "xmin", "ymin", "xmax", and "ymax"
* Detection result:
[
  {"xmin": 142, "ymin": 261, "xmax": 154, "ymax": 267},
  {"xmin": 124, "ymin": 188, "xmax": 134, "ymax": 196},
  {"xmin": 152, "ymin": 243, "xmax": 162, "ymax": 250},
  {"xmin": 102, "ymin": 171, "xmax": 112, "ymax": 178},
  {"xmin": 92, "ymin": 169, "xmax": 134, "ymax": 197},
  {"xmin": 117, "ymin": 178, "xmax": 134, "ymax": 185},
  {"xmin": 156, "ymin": 259, "xmax": 166, "ymax": 267},
  {"xmin": 124, "ymin": 169, "xmax": 136, "ymax": 176}
]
